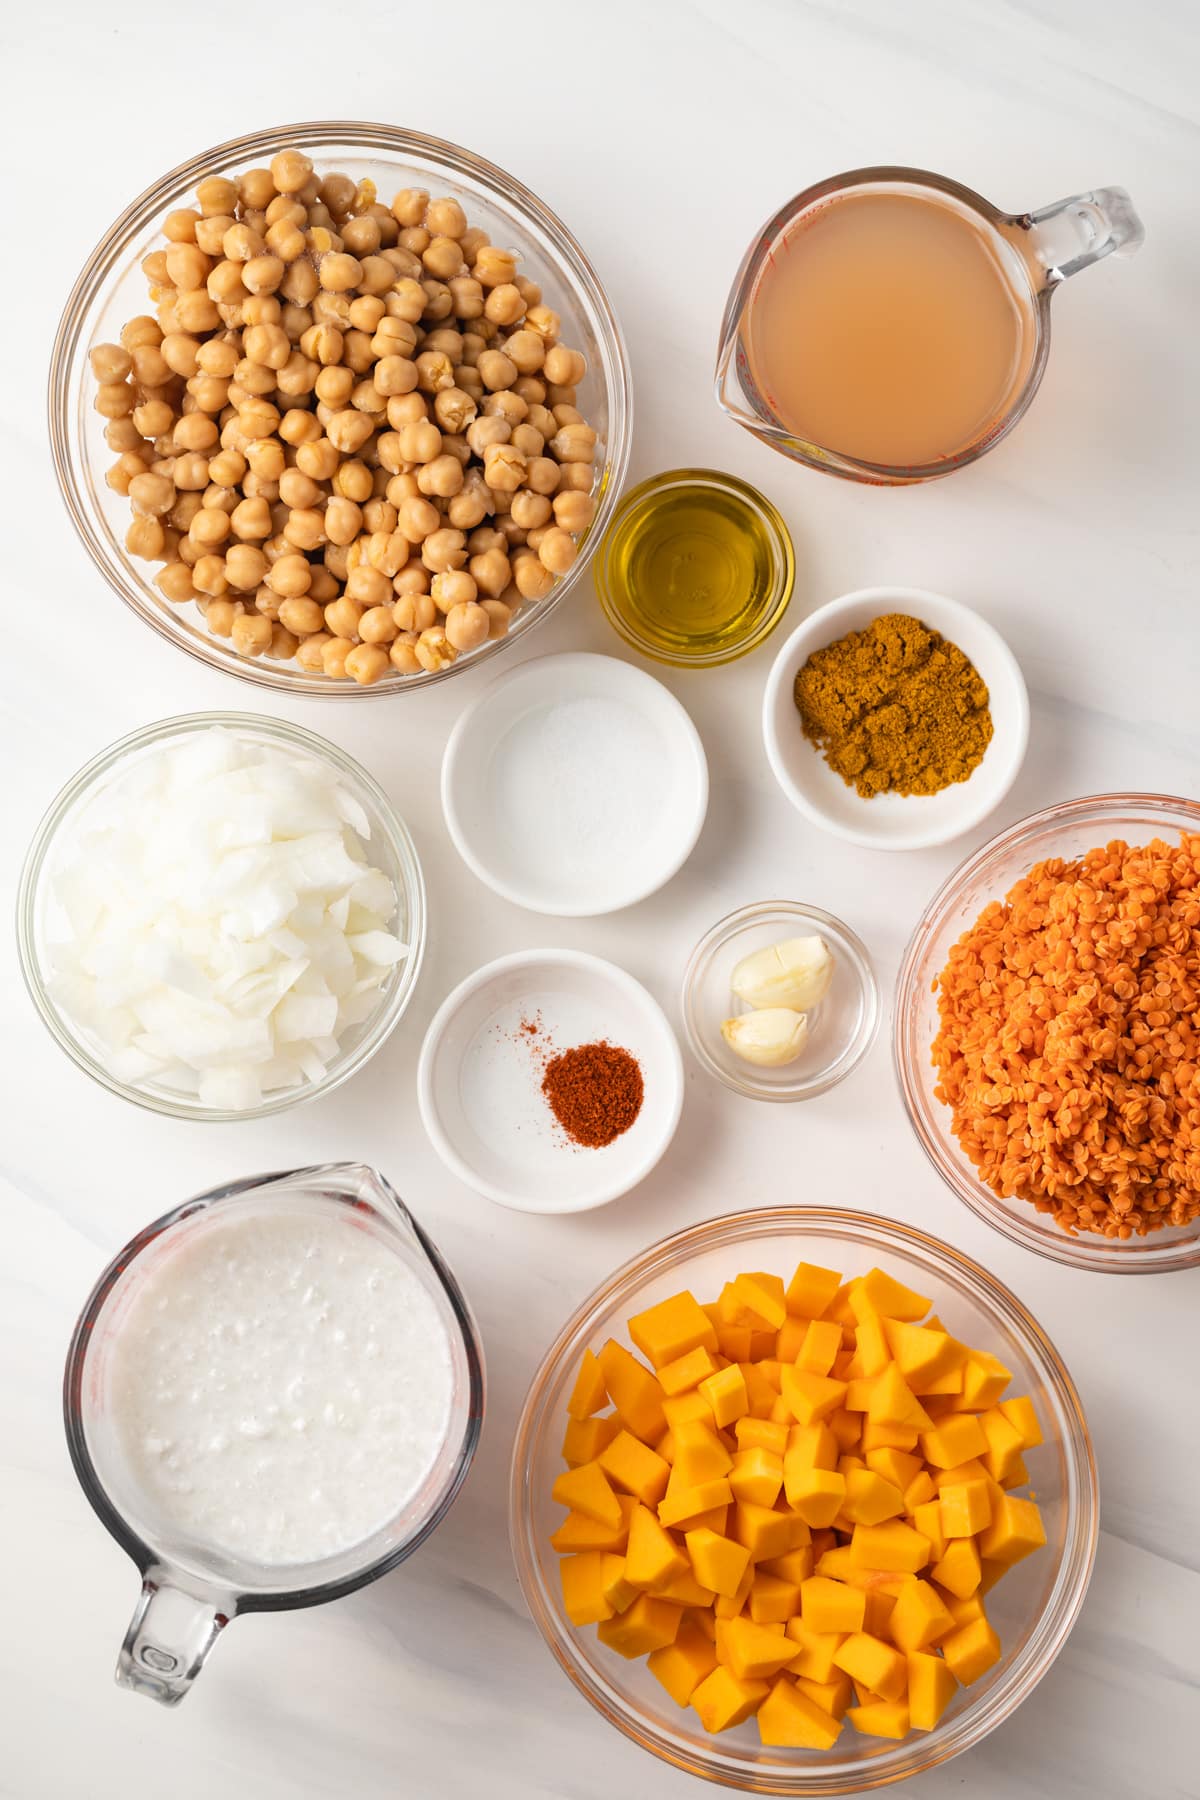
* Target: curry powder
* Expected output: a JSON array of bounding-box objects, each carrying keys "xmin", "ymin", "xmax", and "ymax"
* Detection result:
[{"xmin": 792, "ymin": 612, "xmax": 993, "ymax": 798}]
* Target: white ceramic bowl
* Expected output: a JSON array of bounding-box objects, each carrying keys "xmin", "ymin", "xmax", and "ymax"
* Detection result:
[
  {"xmin": 416, "ymin": 950, "xmax": 684, "ymax": 1212},
  {"xmin": 441, "ymin": 652, "xmax": 709, "ymax": 915},
  {"xmin": 762, "ymin": 587, "xmax": 1029, "ymax": 851}
]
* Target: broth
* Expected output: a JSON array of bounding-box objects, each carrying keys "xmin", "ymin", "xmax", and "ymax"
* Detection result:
[{"xmin": 745, "ymin": 188, "xmax": 1040, "ymax": 469}]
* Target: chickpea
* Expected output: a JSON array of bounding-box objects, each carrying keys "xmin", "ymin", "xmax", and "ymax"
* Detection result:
[
  {"xmin": 554, "ymin": 488, "xmax": 596, "ymax": 533},
  {"xmin": 389, "ymin": 495, "xmax": 434, "ymax": 544},
  {"xmin": 353, "ymin": 604, "xmax": 395, "ymax": 646},
  {"xmin": 91, "ymin": 342, "xmax": 133, "ymax": 382},
  {"xmin": 132, "ymin": 398, "xmax": 174, "ymax": 438},
  {"xmin": 556, "ymin": 461, "xmax": 594, "ymax": 494},
  {"xmin": 432, "ymin": 387, "xmax": 475, "ymax": 435},
  {"xmin": 314, "ymin": 364, "xmax": 355, "ymax": 408},
  {"xmin": 324, "ymin": 596, "xmax": 365, "ymax": 640},
  {"xmin": 341, "ymin": 215, "xmax": 382, "ymax": 258},
  {"xmin": 320, "ymin": 172, "xmax": 356, "ymax": 217},
  {"xmin": 421, "ymin": 527, "xmax": 467, "ymax": 574},
  {"xmin": 277, "ymin": 596, "xmax": 325, "ymax": 636},
  {"xmin": 322, "ymin": 636, "xmax": 354, "ymax": 678},
  {"xmin": 94, "ymin": 380, "xmax": 134, "ymax": 420},
  {"xmin": 447, "ymin": 487, "xmax": 489, "ymax": 532},
  {"xmin": 429, "ymin": 568, "xmax": 477, "ymax": 612},
  {"xmin": 174, "ymin": 451, "xmax": 211, "ymax": 491},
  {"xmin": 466, "ymin": 415, "xmax": 511, "ymax": 458},
  {"xmin": 474, "ymin": 246, "xmax": 517, "ymax": 289},
  {"xmin": 227, "ymin": 610, "xmax": 271, "ymax": 656},
  {"xmin": 412, "ymin": 453, "xmax": 460, "ymax": 499},
  {"xmin": 224, "ymin": 543, "xmax": 268, "ymax": 589},
  {"xmin": 309, "ymin": 565, "xmax": 339, "ymax": 603},
  {"xmin": 543, "ymin": 344, "xmax": 587, "ymax": 388},
  {"xmin": 335, "ymin": 460, "xmax": 374, "ymax": 504},
  {"xmin": 197, "ymin": 337, "xmax": 239, "ymax": 377},
  {"xmin": 177, "ymin": 290, "xmax": 221, "ymax": 333},
  {"xmin": 483, "ymin": 283, "xmax": 524, "ymax": 328},
  {"xmin": 466, "ymin": 547, "xmax": 510, "ymax": 599},
  {"xmin": 265, "ymin": 218, "xmax": 307, "ymax": 262},
  {"xmin": 390, "ymin": 632, "xmax": 422, "ymax": 674},
  {"xmin": 481, "ymin": 598, "xmax": 513, "ymax": 639},
  {"xmin": 400, "ymin": 226, "xmax": 432, "ymax": 257},
  {"xmin": 443, "ymin": 600, "xmax": 490, "ymax": 652},
  {"xmin": 448, "ymin": 276, "xmax": 484, "ymax": 320},
  {"xmin": 270, "ymin": 149, "xmax": 312, "ymax": 194},
  {"xmin": 230, "ymin": 495, "xmax": 272, "ymax": 540},
  {"xmin": 174, "ymin": 411, "xmax": 218, "ymax": 452},
  {"xmin": 478, "ymin": 349, "xmax": 517, "ymax": 392},
  {"xmin": 171, "ymin": 490, "xmax": 205, "ymax": 531},
  {"xmin": 393, "ymin": 591, "xmax": 437, "ymax": 633},
  {"xmin": 342, "ymin": 642, "xmax": 388, "ymax": 685},
  {"xmin": 265, "ymin": 552, "xmax": 312, "ymax": 598},
  {"xmin": 192, "ymin": 554, "xmax": 229, "ymax": 596},
  {"xmin": 164, "ymin": 243, "xmax": 211, "ymax": 293},
  {"xmin": 296, "ymin": 630, "xmax": 332, "ymax": 671},
  {"xmin": 524, "ymin": 304, "xmax": 561, "ymax": 344},
  {"xmin": 326, "ymin": 409, "xmax": 374, "ymax": 454},
  {"xmin": 295, "ymin": 436, "xmax": 340, "ymax": 481},
  {"xmin": 525, "ymin": 455, "xmax": 561, "ymax": 496},
  {"xmin": 283, "ymin": 507, "xmax": 326, "ymax": 552},
  {"xmin": 370, "ymin": 356, "xmax": 415, "ymax": 400},
  {"xmin": 510, "ymin": 488, "xmax": 552, "ymax": 530},
  {"xmin": 414, "ymin": 625, "xmax": 457, "ymax": 672},
  {"xmin": 265, "ymin": 624, "xmax": 299, "ymax": 659},
  {"xmin": 363, "ymin": 497, "xmax": 398, "ymax": 535},
  {"xmin": 394, "ymin": 561, "xmax": 432, "ymax": 593},
  {"xmin": 422, "ymin": 236, "xmax": 464, "ymax": 280},
  {"xmin": 513, "ymin": 552, "xmax": 555, "ymax": 601},
  {"xmin": 516, "ymin": 378, "xmax": 548, "ymax": 408},
  {"xmin": 206, "ymin": 597, "xmax": 239, "ymax": 636},
  {"xmin": 537, "ymin": 527, "xmax": 577, "ymax": 576},
  {"xmin": 128, "ymin": 471, "xmax": 176, "ymax": 516},
  {"xmin": 120, "ymin": 315, "xmax": 162, "ymax": 351},
  {"xmin": 125, "ymin": 516, "xmax": 165, "ymax": 559},
  {"xmin": 104, "ymin": 416, "xmax": 143, "ymax": 452},
  {"xmin": 319, "ymin": 252, "xmax": 362, "ymax": 293},
  {"xmin": 483, "ymin": 389, "xmax": 528, "ymax": 425},
  {"xmin": 483, "ymin": 443, "xmax": 528, "ymax": 495},
  {"xmin": 190, "ymin": 505, "xmax": 231, "ymax": 549},
  {"xmin": 503, "ymin": 328, "xmax": 545, "ymax": 376},
  {"xmin": 510, "ymin": 422, "xmax": 544, "ymax": 459},
  {"xmin": 366, "ymin": 528, "xmax": 408, "ymax": 576},
  {"xmin": 345, "ymin": 563, "xmax": 392, "ymax": 609},
  {"xmin": 156, "ymin": 560, "xmax": 197, "ymax": 604}
]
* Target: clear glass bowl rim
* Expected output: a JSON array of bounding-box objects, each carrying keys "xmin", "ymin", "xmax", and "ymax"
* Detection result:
[
  {"xmin": 16, "ymin": 710, "xmax": 427, "ymax": 1119},
  {"xmin": 593, "ymin": 466, "xmax": 796, "ymax": 667},
  {"xmin": 509, "ymin": 1205, "xmax": 1097, "ymax": 1794},
  {"xmin": 48, "ymin": 118, "xmax": 633, "ymax": 697},
  {"xmin": 682, "ymin": 901, "xmax": 880, "ymax": 1100},
  {"xmin": 894, "ymin": 790, "xmax": 1200, "ymax": 1273}
]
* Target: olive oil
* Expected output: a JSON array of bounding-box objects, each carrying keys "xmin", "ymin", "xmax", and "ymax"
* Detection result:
[{"xmin": 597, "ymin": 470, "xmax": 792, "ymax": 666}]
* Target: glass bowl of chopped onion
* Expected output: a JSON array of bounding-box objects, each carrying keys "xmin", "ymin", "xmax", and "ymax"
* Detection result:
[
  {"xmin": 16, "ymin": 713, "xmax": 425, "ymax": 1118},
  {"xmin": 49, "ymin": 121, "xmax": 631, "ymax": 694},
  {"xmin": 895, "ymin": 793, "xmax": 1200, "ymax": 1273},
  {"xmin": 510, "ymin": 1207, "xmax": 1096, "ymax": 1792}
]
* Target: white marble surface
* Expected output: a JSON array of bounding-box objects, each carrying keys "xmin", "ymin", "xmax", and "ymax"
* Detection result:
[{"xmin": 3, "ymin": 2, "xmax": 1198, "ymax": 1795}]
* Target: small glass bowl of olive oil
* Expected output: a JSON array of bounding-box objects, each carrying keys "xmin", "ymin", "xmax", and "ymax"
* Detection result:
[{"xmin": 594, "ymin": 468, "xmax": 795, "ymax": 667}]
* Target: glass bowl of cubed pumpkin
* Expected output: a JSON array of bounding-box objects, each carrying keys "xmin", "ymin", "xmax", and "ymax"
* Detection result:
[{"xmin": 509, "ymin": 1209, "xmax": 1096, "ymax": 1793}]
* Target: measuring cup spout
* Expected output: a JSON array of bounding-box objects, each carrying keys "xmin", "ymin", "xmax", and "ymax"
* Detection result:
[
  {"xmin": 117, "ymin": 1570, "xmax": 233, "ymax": 1705},
  {"xmin": 1018, "ymin": 187, "xmax": 1145, "ymax": 284}
]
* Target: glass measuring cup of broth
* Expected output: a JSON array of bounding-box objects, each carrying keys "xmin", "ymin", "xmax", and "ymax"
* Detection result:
[
  {"xmin": 63, "ymin": 1163, "xmax": 484, "ymax": 1705},
  {"xmin": 716, "ymin": 167, "xmax": 1144, "ymax": 483}
]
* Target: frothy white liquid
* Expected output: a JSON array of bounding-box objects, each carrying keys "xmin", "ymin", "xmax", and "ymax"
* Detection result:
[{"xmin": 108, "ymin": 1209, "xmax": 455, "ymax": 1566}]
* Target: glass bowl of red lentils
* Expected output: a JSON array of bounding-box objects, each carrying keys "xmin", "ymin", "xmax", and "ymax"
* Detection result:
[
  {"xmin": 510, "ymin": 1208, "xmax": 1097, "ymax": 1793},
  {"xmin": 49, "ymin": 121, "xmax": 631, "ymax": 694},
  {"xmin": 895, "ymin": 793, "xmax": 1200, "ymax": 1274}
]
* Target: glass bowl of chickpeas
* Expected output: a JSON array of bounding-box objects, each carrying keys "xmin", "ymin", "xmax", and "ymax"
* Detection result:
[{"xmin": 50, "ymin": 122, "xmax": 632, "ymax": 692}]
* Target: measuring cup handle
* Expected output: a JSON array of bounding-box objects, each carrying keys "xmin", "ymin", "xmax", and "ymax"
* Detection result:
[
  {"xmin": 1021, "ymin": 187, "xmax": 1145, "ymax": 283},
  {"xmin": 117, "ymin": 1571, "xmax": 230, "ymax": 1705}
]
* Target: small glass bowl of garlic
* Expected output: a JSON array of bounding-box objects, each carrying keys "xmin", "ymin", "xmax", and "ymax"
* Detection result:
[{"xmin": 681, "ymin": 900, "xmax": 878, "ymax": 1101}]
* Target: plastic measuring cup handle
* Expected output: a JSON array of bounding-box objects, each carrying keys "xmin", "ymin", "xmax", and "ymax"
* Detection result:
[
  {"xmin": 1022, "ymin": 187, "xmax": 1145, "ymax": 283},
  {"xmin": 117, "ymin": 1571, "xmax": 231, "ymax": 1705}
]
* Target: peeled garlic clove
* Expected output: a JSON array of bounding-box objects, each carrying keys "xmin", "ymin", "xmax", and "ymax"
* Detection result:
[
  {"xmin": 721, "ymin": 1007, "xmax": 809, "ymax": 1068},
  {"xmin": 730, "ymin": 935, "xmax": 834, "ymax": 1013}
]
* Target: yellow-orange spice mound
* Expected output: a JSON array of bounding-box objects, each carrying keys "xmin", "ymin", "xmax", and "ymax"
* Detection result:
[{"xmin": 931, "ymin": 833, "xmax": 1200, "ymax": 1239}]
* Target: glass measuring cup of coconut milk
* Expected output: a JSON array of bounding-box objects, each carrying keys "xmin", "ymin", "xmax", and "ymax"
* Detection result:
[
  {"xmin": 716, "ymin": 166, "xmax": 1144, "ymax": 483},
  {"xmin": 63, "ymin": 1162, "xmax": 483, "ymax": 1705}
]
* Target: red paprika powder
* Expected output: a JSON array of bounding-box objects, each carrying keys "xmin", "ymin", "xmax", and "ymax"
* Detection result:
[{"xmin": 540, "ymin": 1041, "xmax": 644, "ymax": 1148}]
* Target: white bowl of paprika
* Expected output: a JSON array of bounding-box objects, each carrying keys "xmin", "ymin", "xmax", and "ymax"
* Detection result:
[
  {"xmin": 762, "ymin": 586, "xmax": 1029, "ymax": 851},
  {"xmin": 416, "ymin": 949, "xmax": 684, "ymax": 1213}
]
